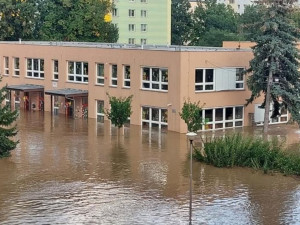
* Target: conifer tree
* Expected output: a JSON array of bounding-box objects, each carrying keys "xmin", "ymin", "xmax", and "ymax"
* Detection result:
[
  {"xmin": 0, "ymin": 79, "xmax": 19, "ymax": 157},
  {"xmin": 245, "ymin": 0, "xmax": 300, "ymax": 133}
]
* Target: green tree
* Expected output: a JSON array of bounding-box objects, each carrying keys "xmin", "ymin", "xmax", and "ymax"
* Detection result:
[
  {"xmin": 38, "ymin": 0, "xmax": 118, "ymax": 42},
  {"xmin": 245, "ymin": 0, "xmax": 300, "ymax": 133},
  {"xmin": 191, "ymin": 0, "xmax": 241, "ymax": 46},
  {"xmin": 0, "ymin": 0, "xmax": 39, "ymax": 41},
  {"xmin": 171, "ymin": 0, "xmax": 193, "ymax": 45},
  {"xmin": 179, "ymin": 99, "xmax": 205, "ymax": 132},
  {"xmin": 0, "ymin": 79, "xmax": 19, "ymax": 157},
  {"xmin": 105, "ymin": 94, "xmax": 133, "ymax": 129}
]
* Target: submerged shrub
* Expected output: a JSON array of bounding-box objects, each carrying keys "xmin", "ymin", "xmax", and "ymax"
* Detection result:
[{"xmin": 194, "ymin": 134, "xmax": 300, "ymax": 175}]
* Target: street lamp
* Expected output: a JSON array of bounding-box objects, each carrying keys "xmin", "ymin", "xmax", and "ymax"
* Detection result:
[{"xmin": 186, "ymin": 132, "xmax": 197, "ymax": 225}]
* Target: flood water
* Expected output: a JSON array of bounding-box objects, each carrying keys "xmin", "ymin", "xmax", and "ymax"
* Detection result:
[{"xmin": 1, "ymin": 111, "xmax": 300, "ymax": 225}]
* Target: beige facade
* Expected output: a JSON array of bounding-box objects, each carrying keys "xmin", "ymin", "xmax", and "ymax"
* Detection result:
[{"xmin": 0, "ymin": 41, "xmax": 288, "ymax": 133}]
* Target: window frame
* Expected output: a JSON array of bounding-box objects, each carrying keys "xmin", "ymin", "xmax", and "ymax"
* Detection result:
[
  {"xmin": 53, "ymin": 60, "xmax": 59, "ymax": 80},
  {"xmin": 235, "ymin": 68, "xmax": 244, "ymax": 89},
  {"xmin": 141, "ymin": 10, "xmax": 147, "ymax": 17},
  {"xmin": 142, "ymin": 106, "xmax": 168, "ymax": 129},
  {"xmin": 68, "ymin": 61, "xmax": 89, "ymax": 83},
  {"xmin": 129, "ymin": 9, "xmax": 135, "ymax": 17},
  {"xmin": 141, "ymin": 67, "xmax": 168, "ymax": 92},
  {"xmin": 195, "ymin": 68, "xmax": 215, "ymax": 92},
  {"xmin": 129, "ymin": 24, "xmax": 136, "ymax": 31},
  {"xmin": 96, "ymin": 63, "xmax": 105, "ymax": 85},
  {"xmin": 13, "ymin": 57, "xmax": 19, "ymax": 76},
  {"xmin": 141, "ymin": 24, "xmax": 147, "ymax": 32},
  {"xmin": 128, "ymin": 38, "xmax": 135, "ymax": 44},
  {"xmin": 123, "ymin": 65, "xmax": 131, "ymax": 88},
  {"xmin": 26, "ymin": 58, "xmax": 44, "ymax": 79},
  {"xmin": 4, "ymin": 56, "xmax": 9, "ymax": 75},
  {"xmin": 111, "ymin": 64, "xmax": 118, "ymax": 86}
]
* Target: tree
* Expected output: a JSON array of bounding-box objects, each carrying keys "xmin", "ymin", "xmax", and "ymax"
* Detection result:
[
  {"xmin": 245, "ymin": 0, "xmax": 300, "ymax": 133},
  {"xmin": 0, "ymin": 0, "xmax": 39, "ymax": 41},
  {"xmin": 105, "ymin": 93, "xmax": 133, "ymax": 130},
  {"xmin": 37, "ymin": 0, "xmax": 118, "ymax": 42},
  {"xmin": 171, "ymin": 0, "xmax": 193, "ymax": 45},
  {"xmin": 0, "ymin": 78, "xmax": 19, "ymax": 157},
  {"xmin": 179, "ymin": 99, "xmax": 205, "ymax": 132},
  {"xmin": 190, "ymin": 0, "xmax": 241, "ymax": 47}
]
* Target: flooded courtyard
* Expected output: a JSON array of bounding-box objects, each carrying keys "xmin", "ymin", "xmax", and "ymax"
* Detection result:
[{"xmin": 0, "ymin": 111, "xmax": 300, "ymax": 224}]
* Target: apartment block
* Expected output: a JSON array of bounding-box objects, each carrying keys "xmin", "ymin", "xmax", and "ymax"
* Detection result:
[
  {"xmin": 112, "ymin": 0, "xmax": 171, "ymax": 45},
  {"xmin": 0, "ymin": 41, "xmax": 289, "ymax": 133}
]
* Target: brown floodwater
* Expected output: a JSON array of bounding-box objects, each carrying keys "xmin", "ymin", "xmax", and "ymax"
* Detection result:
[{"xmin": 0, "ymin": 111, "xmax": 300, "ymax": 225}]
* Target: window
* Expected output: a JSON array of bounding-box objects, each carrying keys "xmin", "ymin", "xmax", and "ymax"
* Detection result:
[
  {"xmin": 141, "ymin": 10, "xmax": 147, "ymax": 17},
  {"xmin": 142, "ymin": 107, "xmax": 168, "ymax": 129},
  {"xmin": 129, "ymin": 9, "xmax": 135, "ymax": 17},
  {"xmin": 13, "ymin": 57, "xmax": 19, "ymax": 76},
  {"xmin": 229, "ymin": 0, "xmax": 235, "ymax": 3},
  {"xmin": 141, "ymin": 39, "xmax": 147, "ymax": 45},
  {"xmin": 129, "ymin": 24, "xmax": 135, "ymax": 31},
  {"xmin": 97, "ymin": 100, "xmax": 105, "ymax": 123},
  {"xmin": 111, "ymin": 64, "xmax": 118, "ymax": 86},
  {"xmin": 235, "ymin": 68, "xmax": 244, "ymax": 89},
  {"xmin": 141, "ymin": 24, "xmax": 147, "ymax": 32},
  {"xmin": 142, "ymin": 67, "xmax": 168, "ymax": 91},
  {"xmin": 53, "ymin": 60, "xmax": 59, "ymax": 80},
  {"xmin": 128, "ymin": 38, "xmax": 135, "ymax": 44},
  {"xmin": 27, "ymin": 58, "xmax": 44, "ymax": 78},
  {"xmin": 68, "ymin": 61, "xmax": 88, "ymax": 83},
  {"xmin": 195, "ymin": 69, "xmax": 214, "ymax": 91},
  {"xmin": 4, "ymin": 56, "xmax": 9, "ymax": 75},
  {"xmin": 112, "ymin": 8, "xmax": 118, "ymax": 17},
  {"xmin": 124, "ymin": 65, "xmax": 130, "ymax": 87},
  {"xmin": 202, "ymin": 106, "xmax": 244, "ymax": 130},
  {"xmin": 96, "ymin": 63, "xmax": 104, "ymax": 85},
  {"xmin": 141, "ymin": 0, "xmax": 147, "ymax": 2}
]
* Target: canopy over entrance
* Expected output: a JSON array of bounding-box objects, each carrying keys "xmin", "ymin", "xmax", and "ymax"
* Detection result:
[
  {"xmin": 6, "ymin": 84, "xmax": 44, "ymax": 92},
  {"xmin": 45, "ymin": 88, "xmax": 88, "ymax": 98}
]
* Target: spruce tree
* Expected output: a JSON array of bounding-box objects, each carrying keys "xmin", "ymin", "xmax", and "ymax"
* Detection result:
[
  {"xmin": 245, "ymin": 0, "xmax": 300, "ymax": 133},
  {"xmin": 0, "ymin": 79, "xmax": 19, "ymax": 157}
]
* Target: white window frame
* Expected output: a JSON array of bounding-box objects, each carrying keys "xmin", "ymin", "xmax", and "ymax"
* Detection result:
[
  {"xmin": 4, "ymin": 56, "xmax": 9, "ymax": 75},
  {"xmin": 26, "ymin": 58, "xmax": 44, "ymax": 79},
  {"xmin": 13, "ymin": 57, "xmax": 19, "ymax": 76},
  {"xmin": 111, "ymin": 64, "xmax": 118, "ymax": 86},
  {"xmin": 97, "ymin": 100, "xmax": 105, "ymax": 123},
  {"xmin": 96, "ymin": 63, "xmax": 105, "ymax": 85},
  {"xmin": 141, "ymin": 10, "xmax": 147, "ymax": 17},
  {"xmin": 141, "ymin": 24, "xmax": 147, "ymax": 32},
  {"xmin": 202, "ymin": 106, "xmax": 244, "ymax": 130},
  {"xmin": 68, "ymin": 61, "xmax": 89, "ymax": 83},
  {"xmin": 195, "ymin": 68, "xmax": 215, "ymax": 92},
  {"xmin": 142, "ymin": 67, "xmax": 168, "ymax": 92},
  {"xmin": 123, "ymin": 65, "xmax": 130, "ymax": 88},
  {"xmin": 129, "ymin": 9, "xmax": 135, "ymax": 17},
  {"xmin": 255, "ymin": 104, "xmax": 289, "ymax": 125},
  {"xmin": 129, "ymin": 24, "xmax": 135, "ymax": 31},
  {"xmin": 142, "ymin": 107, "xmax": 168, "ymax": 129},
  {"xmin": 235, "ymin": 68, "xmax": 244, "ymax": 89},
  {"xmin": 128, "ymin": 38, "xmax": 135, "ymax": 44},
  {"xmin": 53, "ymin": 60, "xmax": 59, "ymax": 80}
]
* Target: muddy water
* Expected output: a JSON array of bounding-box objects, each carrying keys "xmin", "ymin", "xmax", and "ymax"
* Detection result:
[{"xmin": 0, "ymin": 111, "xmax": 300, "ymax": 225}]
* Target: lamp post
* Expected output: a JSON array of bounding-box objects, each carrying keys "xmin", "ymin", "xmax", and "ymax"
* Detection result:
[{"xmin": 186, "ymin": 132, "xmax": 197, "ymax": 225}]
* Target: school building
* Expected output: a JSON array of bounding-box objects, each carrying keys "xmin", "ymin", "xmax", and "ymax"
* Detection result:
[{"xmin": 0, "ymin": 41, "xmax": 289, "ymax": 133}]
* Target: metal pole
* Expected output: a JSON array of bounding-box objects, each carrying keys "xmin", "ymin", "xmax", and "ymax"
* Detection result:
[{"xmin": 189, "ymin": 139, "xmax": 193, "ymax": 225}]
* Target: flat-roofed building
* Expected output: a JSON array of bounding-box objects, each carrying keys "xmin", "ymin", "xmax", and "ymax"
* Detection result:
[{"xmin": 0, "ymin": 41, "xmax": 289, "ymax": 133}]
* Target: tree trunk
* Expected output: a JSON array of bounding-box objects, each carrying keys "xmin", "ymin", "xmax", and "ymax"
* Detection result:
[{"xmin": 263, "ymin": 58, "xmax": 274, "ymax": 134}]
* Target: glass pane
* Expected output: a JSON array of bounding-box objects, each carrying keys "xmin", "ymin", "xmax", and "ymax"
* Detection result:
[
  {"xmin": 236, "ymin": 68, "xmax": 243, "ymax": 81},
  {"xmin": 152, "ymin": 108, "xmax": 159, "ymax": 121},
  {"xmin": 205, "ymin": 109, "xmax": 213, "ymax": 122},
  {"xmin": 225, "ymin": 108, "xmax": 233, "ymax": 120},
  {"xmin": 15, "ymin": 58, "xmax": 19, "ymax": 69},
  {"xmin": 236, "ymin": 83, "xmax": 244, "ymax": 89},
  {"xmin": 152, "ymin": 83, "xmax": 159, "ymax": 89},
  {"xmin": 54, "ymin": 60, "xmax": 58, "ymax": 72},
  {"xmin": 97, "ymin": 78, "xmax": 104, "ymax": 84},
  {"xmin": 161, "ymin": 109, "xmax": 168, "ymax": 123},
  {"xmin": 142, "ymin": 107, "xmax": 149, "ymax": 120},
  {"xmin": 27, "ymin": 72, "xmax": 32, "ymax": 77},
  {"xmin": 68, "ymin": 62, "xmax": 74, "ymax": 74},
  {"xmin": 112, "ymin": 79, "xmax": 117, "ymax": 86},
  {"xmin": 225, "ymin": 122, "xmax": 233, "ymax": 127},
  {"xmin": 98, "ymin": 64, "xmax": 104, "ymax": 77},
  {"xmin": 83, "ymin": 63, "xmax": 88, "ymax": 75},
  {"xmin": 215, "ymin": 108, "xmax": 223, "ymax": 121},
  {"xmin": 143, "ymin": 68, "xmax": 150, "ymax": 81},
  {"xmin": 40, "ymin": 73, "xmax": 44, "ymax": 78},
  {"xmin": 143, "ymin": 83, "xmax": 150, "ymax": 88},
  {"xmin": 97, "ymin": 101, "xmax": 104, "ymax": 113},
  {"xmin": 68, "ymin": 76, "xmax": 74, "ymax": 81},
  {"xmin": 215, "ymin": 123, "xmax": 223, "ymax": 129},
  {"xmin": 40, "ymin": 59, "xmax": 44, "ymax": 71},
  {"xmin": 34, "ymin": 72, "xmax": 39, "ymax": 77},
  {"xmin": 162, "ymin": 84, "xmax": 168, "ymax": 90},
  {"xmin": 152, "ymin": 68, "xmax": 159, "ymax": 81},
  {"xmin": 83, "ymin": 77, "xmax": 88, "ymax": 82},
  {"xmin": 34, "ymin": 59, "xmax": 39, "ymax": 70},
  {"xmin": 76, "ymin": 62, "xmax": 82, "ymax": 74},
  {"xmin": 195, "ymin": 85, "xmax": 203, "ymax": 91},
  {"xmin": 195, "ymin": 69, "xmax": 203, "ymax": 83},
  {"xmin": 205, "ymin": 69, "xmax": 214, "ymax": 82},
  {"xmin": 235, "ymin": 121, "xmax": 243, "ymax": 126},
  {"xmin": 205, "ymin": 85, "xmax": 213, "ymax": 90},
  {"xmin": 235, "ymin": 107, "xmax": 243, "ymax": 119},
  {"xmin": 27, "ymin": 59, "xmax": 32, "ymax": 70},
  {"xmin": 125, "ymin": 81, "xmax": 130, "ymax": 87},
  {"xmin": 281, "ymin": 106, "xmax": 287, "ymax": 115},
  {"xmin": 76, "ymin": 76, "xmax": 82, "ymax": 82},
  {"xmin": 280, "ymin": 116, "xmax": 287, "ymax": 122},
  {"xmin": 124, "ymin": 66, "xmax": 130, "ymax": 79},
  {"xmin": 161, "ymin": 69, "xmax": 168, "ymax": 82},
  {"xmin": 112, "ymin": 65, "xmax": 117, "ymax": 78},
  {"xmin": 97, "ymin": 115, "xmax": 104, "ymax": 123}
]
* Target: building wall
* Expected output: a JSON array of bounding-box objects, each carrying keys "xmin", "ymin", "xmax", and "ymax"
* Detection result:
[
  {"xmin": 112, "ymin": 0, "xmax": 171, "ymax": 45},
  {"xmin": 0, "ymin": 41, "xmax": 264, "ymax": 133}
]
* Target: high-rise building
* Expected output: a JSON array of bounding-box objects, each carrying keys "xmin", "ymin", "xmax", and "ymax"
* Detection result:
[{"xmin": 112, "ymin": 0, "xmax": 171, "ymax": 45}]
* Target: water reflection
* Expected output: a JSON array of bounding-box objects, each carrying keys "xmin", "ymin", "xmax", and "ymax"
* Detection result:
[{"xmin": 0, "ymin": 111, "xmax": 300, "ymax": 224}]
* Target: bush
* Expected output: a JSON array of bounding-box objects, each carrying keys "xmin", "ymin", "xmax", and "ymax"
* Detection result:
[{"xmin": 194, "ymin": 134, "xmax": 300, "ymax": 175}]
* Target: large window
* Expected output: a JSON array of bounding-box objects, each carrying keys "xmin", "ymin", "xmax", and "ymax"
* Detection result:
[
  {"xmin": 27, "ymin": 58, "xmax": 44, "ymax": 78},
  {"xmin": 4, "ymin": 56, "xmax": 9, "ymax": 75},
  {"xmin": 68, "ymin": 61, "xmax": 88, "ymax": 83},
  {"xmin": 142, "ymin": 67, "xmax": 168, "ymax": 91},
  {"xmin": 97, "ymin": 100, "xmax": 105, "ymax": 123},
  {"xmin": 195, "ymin": 68, "xmax": 214, "ymax": 91},
  {"xmin": 96, "ymin": 63, "xmax": 104, "ymax": 85},
  {"xmin": 202, "ymin": 106, "xmax": 244, "ymax": 130},
  {"xmin": 53, "ymin": 60, "xmax": 59, "ymax": 80},
  {"xmin": 142, "ymin": 107, "xmax": 168, "ymax": 129},
  {"xmin": 13, "ymin": 57, "xmax": 19, "ymax": 76},
  {"xmin": 111, "ymin": 64, "xmax": 118, "ymax": 86},
  {"xmin": 123, "ymin": 65, "xmax": 130, "ymax": 88}
]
